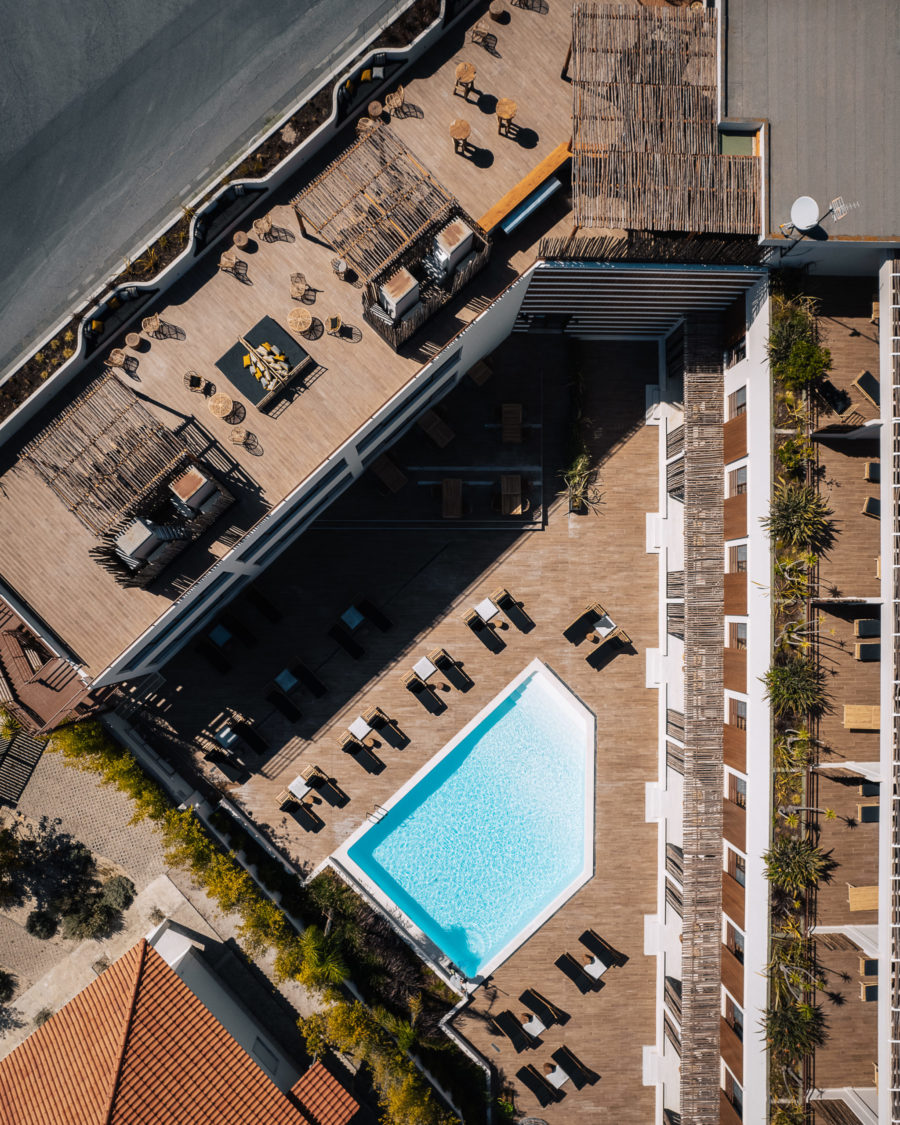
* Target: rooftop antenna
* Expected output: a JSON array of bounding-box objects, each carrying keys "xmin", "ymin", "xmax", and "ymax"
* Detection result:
[{"xmin": 779, "ymin": 194, "xmax": 859, "ymax": 238}]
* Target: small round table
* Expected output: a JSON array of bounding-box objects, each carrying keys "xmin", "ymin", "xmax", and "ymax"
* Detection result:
[
  {"xmin": 125, "ymin": 332, "xmax": 141, "ymax": 349},
  {"xmin": 288, "ymin": 307, "xmax": 313, "ymax": 335},
  {"xmin": 367, "ymin": 100, "xmax": 383, "ymax": 119},
  {"xmin": 232, "ymin": 231, "xmax": 249, "ymax": 250},
  {"xmin": 489, "ymin": 0, "xmax": 504, "ymax": 20},
  {"xmin": 449, "ymin": 119, "xmax": 471, "ymax": 153},
  {"xmin": 208, "ymin": 392, "xmax": 234, "ymax": 419},
  {"xmin": 496, "ymin": 97, "xmax": 517, "ymax": 134},
  {"xmin": 455, "ymin": 61, "xmax": 476, "ymax": 97}
]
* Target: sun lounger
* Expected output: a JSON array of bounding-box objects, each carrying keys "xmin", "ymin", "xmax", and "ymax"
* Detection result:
[
  {"xmin": 418, "ymin": 409, "xmax": 455, "ymax": 448},
  {"xmin": 852, "ymin": 369, "xmax": 880, "ymax": 407},
  {"xmin": 864, "ymin": 461, "xmax": 880, "ymax": 483},
  {"xmin": 220, "ymin": 613, "xmax": 257, "ymax": 648},
  {"xmin": 442, "ymin": 478, "xmax": 463, "ymax": 519},
  {"xmin": 290, "ymin": 661, "xmax": 327, "ymax": 698},
  {"xmin": 862, "ymin": 496, "xmax": 880, "ymax": 519},
  {"xmin": 854, "ymin": 618, "xmax": 880, "ymax": 638},
  {"xmin": 276, "ymin": 788, "xmax": 299, "ymax": 811},
  {"xmin": 266, "ymin": 690, "xmax": 302, "ymax": 722},
  {"xmin": 492, "ymin": 1009, "xmax": 538, "ymax": 1052},
  {"xmin": 564, "ymin": 602, "xmax": 606, "ymax": 643},
  {"xmin": 516, "ymin": 1065, "xmax": 562, "ymax": 1107},
  {"xmin": 854, "ymin": 642, "xmax": 881, "ymax": 661},
  {"xmin": 195, "ymin": 638, "xmax": 231, "ymax": 674},
  {"xmin": 555, "ymin": 952, "xmax": 603, "ymax": 994},
  {"xmin": 245, "ymin": 585, "xmax": 281, "ymax": 623},
  {"xmin": 357, "ymin": 598, "xmax": 392, "ymax": 631},
  {"xmin": 519, "ymin": 988, "xmax": 568, "ymax": 1028},
  {"xmin": 467, "ymin": 358, "xmax": 493, "ymax": 385},
  {"xmin": 550, "ymin": 1045, "xmax": 599, "ymax": 1090},
  {"xmin": 847, "ymin": 883, "xmax": 878, "ymax": 911},
  {"xmin": 429, "ymin": 648, "xmax": 474, "ymax": 691},
  {"xmin": 857, "ymin": 802, "xmax": 879, "ymax": 823},
  {"xmin": 580, "ymin": 929, "xmax": 627, "ymax": 968},
  {"xmin": 339, "ymin": 732, "xmax": 364, "ymax": 753},
  {"xmin": 463, "ymin": 610, "xmax": 505, "ymax": 652},
  {"xmin": 491, "ymin": 588, "xmax": 535, "ymax": 633},
  {"xmin": 371, "ymin": 454, "xmax": 407, "ymax": 494},
  {"xmin": 501, "ymin": 403, "xmax": 523, "ymax": 444},
  {"xmin": 328, "ymin": 624, "xmax": 364, "ymax": 660}
]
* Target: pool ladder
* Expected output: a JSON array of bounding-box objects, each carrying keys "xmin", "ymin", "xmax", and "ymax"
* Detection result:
[{"xmin": 368, "ymin": 804, "xmax": 388, "ymax": 822}]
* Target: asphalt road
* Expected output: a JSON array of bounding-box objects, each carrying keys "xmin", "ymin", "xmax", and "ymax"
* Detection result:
[{"xmin": 0, "ymin": 0, "xmax": 412, "ymax": 377}]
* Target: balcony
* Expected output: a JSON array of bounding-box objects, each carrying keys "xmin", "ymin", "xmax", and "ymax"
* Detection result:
[
  {"xmin": 724, "ymin": 647, "xmax": 747, "ymax": 693},
  {"xmin": 720, "ymin": 1089, "xmax": 743, "ymax": 1124},
  {"xmin": 724, "ymin": 493, "xmax": 747, "ymax": 540},
  {"xmin": 721, "ymin": 943, "xmax": 744, "ymax": 1003},
  {"xmin": 723, "ymin": 414, "xmax": 747, "ymax": 463},
  {"xmin": 664, "ymin": 975, "xmax": 682, "ymax": 1020},
  {"xmin": 722, "ymin": 871, "xmax": 745, "ymax": 929},
  {"xmin": 720, "ymin": 1017, "xmax": 743, "ymax": 1081},
  {"xmin": 723, "ymin": 799, "xmax": 746, "ymax": 852},
  {"xmin": 723, "ymin": 723, "xmax": 747, "ymax": 773},
  {"xmin": 723, "ymin": 572, "xmax": 747, "ymax": 615}
]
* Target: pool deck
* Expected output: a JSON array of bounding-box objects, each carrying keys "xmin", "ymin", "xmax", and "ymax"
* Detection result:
[{"xmin": 148, "ymin": 331, "xmax": 660, "ymax": 1121}]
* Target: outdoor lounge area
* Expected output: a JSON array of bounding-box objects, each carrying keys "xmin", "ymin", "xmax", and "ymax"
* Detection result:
[
  {"xmin": 129, "ymin": 331, "xmax": 659, "ymax": 1122},
  {"xmin": 216, "ymin": 315, "xmax": 315, "ymax": 411}
]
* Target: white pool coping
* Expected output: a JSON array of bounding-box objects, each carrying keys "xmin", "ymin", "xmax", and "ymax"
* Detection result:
[{"xmin": 331, "ymin": 658, "xmax": 596, "ymax": 988}]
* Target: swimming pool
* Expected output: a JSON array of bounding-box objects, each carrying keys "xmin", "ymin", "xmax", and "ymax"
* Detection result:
[{"xmin": 335, "ymin": 660, "xmax": 594, "ymax": 981}]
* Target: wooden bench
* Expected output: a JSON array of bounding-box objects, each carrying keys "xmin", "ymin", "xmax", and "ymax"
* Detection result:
[
  {"xmin": 847, "ymin": 883, "xmax": 878, "ymax": 911},
  {"xmin": 852, "ymin": 369, "xmax": 880, "ymax": 408},
  {"xmin": 371, "ymin": 454, "xmax": 407, "ymax": 493},
  {"xmin": 501, "ymin": 403, "xmax": 523, "ymax": 443},
  {"xmin": 843, "ymin": 705, "xmax": 879, "ymax": 730},
  {"xmin": 442, "ymin": 477, "xmax": 463, "ymax": 518},
  {"xmin": 467, "ymin": 358, "xmax": 493, "ymax": 385},
  {"xmin": 478, "ymin": 141, "xmax": 572, "ymax": 234},
  {"xmin": 418, "ymin": 409, "xmax": 455, "ymax": 448}
]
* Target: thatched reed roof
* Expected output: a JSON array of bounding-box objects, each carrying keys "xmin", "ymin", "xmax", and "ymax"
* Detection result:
[
  {"xmin": 571, "ymin": 2, "xmax": 760, "ymax": 235},
  {"xmin": 21, "ymin": 372, "xmax": 191, "ymax": 536},
  {"xmin": 292, "ymin": 127, "xmax": 456, "ymax": 283}
]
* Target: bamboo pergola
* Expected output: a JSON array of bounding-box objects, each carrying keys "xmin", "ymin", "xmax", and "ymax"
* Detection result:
[
  {"xmin": 292, "ymin": 127, "xmax": 457, "ymax": 284},
  {"xmin": 571, "ymin": 2, "xmax": 760, "ymax": 235},
  {"xmin": 21, "ymin": 372, "xmax": 191, "ymax": 536}
]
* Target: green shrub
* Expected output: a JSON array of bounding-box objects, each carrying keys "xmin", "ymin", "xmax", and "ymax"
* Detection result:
[
  {"xmin": 774, "ymin": 338, "xmax": 832, "ymax": 392},
  {"xmin": 763, "ymin": 836, "xmax": 833, "ymax": 893},
  {"xmin": 101, "ymin": 875, "xmax": 135, "ymax": 911},
  {"xmin": 0, "ymin": 705, "xmax": 21, "ymax": 740},
  {"xmin": 762, "ymin": 481, "xmax": 834, "ymax": 552},
  {"xmin": 26, "ymin": 909, "xmax": 58, "ymax": 940},
  {"xmin": 33, "ymin": 1006, "xmax": 54, "ymax": 1027},
  {"xmin": 776, "ymin": 436, "xmax": 814, "ymax": 477},
  {"xmin": 763, "ymin": 655, "xmax": 828, "ymax": 718},
  {"xmin": 60, "ymin": 899, "xmax": 118, "ymax": 941}
]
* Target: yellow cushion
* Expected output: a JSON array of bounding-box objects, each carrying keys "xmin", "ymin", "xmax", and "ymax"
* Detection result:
[
  {"xmin": 274, "ymin": 353, "xmax": 285, "ymax": 361},
  {"xmin": 243, "ymin": 355, "xmax": 251, "ymax": 367},
  {"xmin": 361, "ymin": 68, "xmax": 372, "ymax": 83},
  {"xmin": 261, "ymin": 342, "xmax": 271, "ymax": 351}
]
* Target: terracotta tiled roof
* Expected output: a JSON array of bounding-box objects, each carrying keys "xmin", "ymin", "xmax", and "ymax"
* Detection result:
[
  {"xmin": 0, "ymin": 940, "xmax": 315, "ymax": 1125},
  {"xmin": 290, "ymin": 1061, "xmax": 359, "ymax": 1125}
]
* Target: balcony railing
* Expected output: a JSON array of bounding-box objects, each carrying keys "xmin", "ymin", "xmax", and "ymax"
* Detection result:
[
  {"xmin": 664, "ymin": 975, "xmax": 683, "ymax": 1020},
  {"xmin": 667, "ymin": 570, "xmax": 684, "ymax": 598},
  {"xmin": 723, "ymin": 646, "xmax": 747, "ymax": 693},
  {"xmin": 723, "ymin": 799, "xmax": 747, "ymax": 852}
]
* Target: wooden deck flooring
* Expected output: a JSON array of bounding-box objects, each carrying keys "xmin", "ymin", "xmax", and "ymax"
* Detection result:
[
  {"xmin": 148, "ymin": 335, "xmax": 660, "ymax": 1122},
  {"xmin": 0, "ymin": 1, "xmax": 580, "ymax": 677}
]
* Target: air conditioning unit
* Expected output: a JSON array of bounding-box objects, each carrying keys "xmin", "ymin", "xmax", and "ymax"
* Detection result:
[
  {"xmin": 169, "ymin": 465, "xmax": 217, "ymax": 517},
  {"xmin": 114, "ymin": 518, "xmax": 183, "ymax": 569},
  {"xmin": 379, "ymin": 267, "xmax": 419, "ymax": 320},
  {"xmin": 433, "ymin": 219, "xmax": 474, "ymax": 274}
]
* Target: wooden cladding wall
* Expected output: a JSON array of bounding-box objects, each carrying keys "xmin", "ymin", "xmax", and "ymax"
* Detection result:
[
  {"xmin": 723, "ymin": 723, "xmax": 747, "ymax": 773},
  {"xmin": 721, "ymin": 943, "xmax": 744, "ymax": 1002},
  {"xmin": 723, "ymin": 415, "xmax": 747, "ymax": 463},
  {"xmin": 723, "ymin": 572, "xmax": 748, "ymax": 615},
  {"xmin": 722, "ymin": 871, "xmax": 745, "ymax": 929},
  {"xmin": 679, "ymin": 318, "xmax": 725, "ymax": 1124},
  {"xmin": 719, "ymin": 1017, "xmax": 744, "ymax": 1082},
  {"xmin": 724, "ymin": 647, "xmax": 747, "ymax": 693},
  {"xmin": 722, "ymin": 799, "xmax": 747, "ymax": 852},
  {"xmin": 719, "ymin": 1091, "xmax": 743, "ymax": 1125},
  {"xmin": 724, "ymin": 493, "xmax": 747, "ymax": 539}
]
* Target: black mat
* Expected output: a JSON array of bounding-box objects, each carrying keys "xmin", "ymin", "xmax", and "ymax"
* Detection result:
[{"xmin": 215, "ymin": 315, "xmax": 310, "ymax": 409}]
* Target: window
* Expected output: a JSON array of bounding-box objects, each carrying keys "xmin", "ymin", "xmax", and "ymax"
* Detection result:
[
  {"xmin": 729, "ymin": 698, "xmax": 747, "ymax": 730},
  {"xmin": 728, "ymin": 465, "xmax": 748, "ymax": 496},
  {"xmin": 726, "ymin": 923, "xmax": 745, "ymax": 964},
  {"xmin": 725, "ymin": 998, "xmax": 744, "ymax": 1041},
  {"xmin": 728, "ymin": 773, "xmax": 747, "ymax": 809},
  {"xmin": 727, "ymin": 848, "xmax": 746, "ymax": 887},
  {"xmin": 724, "ymin": 1070, "xmax": 743, "ymax": 1116},
  {"xmin": 242, "ymin": 459, "xmax": 349, "ymax": 562},
  {"xmin": 728, "ymin": 386, "xmax": 747, "ymax": 418},
  {"xmin": 725, "ymin": 339, "xmax": 747, "ymax": 370},
  {"xmin": 729, "ymin": 621, "xmax": 747, "ymax": 650},
  {"xmin": 728, "ymin": 544, "xmax": 747, "ymax": 573}
]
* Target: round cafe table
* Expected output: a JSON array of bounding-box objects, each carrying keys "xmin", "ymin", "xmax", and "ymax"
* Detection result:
[
  {"xmin": 449, "ymin": 119, "xmax": 471, "ymax": 153},
  {"xmin": 125, "ymin": 332, "xmax": 141, "ymax": 349},
  {"xmin": 208, "ymin": 392, "xmax": 233, "ymax": 419},
  {"xmin": 288, "ymin": 307, "xmax": 313, "ymax": 335},
  {"xmin": 232, "ymin": 230, "xmax": 249, "ymax": 250},
  {"xmin": 496, "ymin": 98, "xmax": 517, "ymax": 133},
  {"xmin": 367, "ymin": 100, "xmax": 383, "ymax": 119}
]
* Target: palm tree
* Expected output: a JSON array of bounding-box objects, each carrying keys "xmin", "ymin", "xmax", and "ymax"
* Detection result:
[
  {"xmin": 763, "ymin": 481, "xmax": 834, "ymax": 552},
  {"xmin": 763, "ymin": 655, "xmax": 828, "ymax": 718},
  {"xmin": 296, "ymin": 925, "xmax": 348, "ymax": 992},
  {"xmin": 776, "ymin": 805, "xmax": 838, "ymax": 829},
  {"xmin": 764, "ymin": 836, "xmax": 833, "ymax": 892}
]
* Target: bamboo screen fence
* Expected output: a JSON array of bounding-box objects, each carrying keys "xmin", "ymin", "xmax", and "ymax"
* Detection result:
[
  {"xmin": 22, "ymin": 372, "xmax": 190, "ymax": 536},
  {"xmin": 571, "ymin": 3, "xmax": 760, "ymax": 235},
  {"xmin": 292, "ymin": 127, "xmax": 457, "ymax": 284}
]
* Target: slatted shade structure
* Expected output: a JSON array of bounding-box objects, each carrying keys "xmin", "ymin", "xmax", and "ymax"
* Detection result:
[
  {"xmin": 21, "ymin": 371, "xmax": 191, "ymax": 536},
  {"xmin": 571, "ymin": 2, "xmax": 760, "ymax": 235},
  {"xmin": 293, "ymin": 127, "xmax": 456, "ymax": 284}
]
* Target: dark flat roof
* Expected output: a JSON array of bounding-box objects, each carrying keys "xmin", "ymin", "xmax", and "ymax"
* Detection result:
[{"xmin": 725, "ymin": 0, "xmax": 900, "ymax": 241}]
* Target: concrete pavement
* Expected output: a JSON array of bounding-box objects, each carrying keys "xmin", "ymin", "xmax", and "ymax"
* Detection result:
[{"xmin": 0, "ymin": 0, "xmax": 414, "ymax": 377}]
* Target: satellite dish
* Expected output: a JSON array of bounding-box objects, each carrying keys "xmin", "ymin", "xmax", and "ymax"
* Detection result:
[{"xmin": 790, "ymin": 196, "xmax": 820, "ymax": 232}]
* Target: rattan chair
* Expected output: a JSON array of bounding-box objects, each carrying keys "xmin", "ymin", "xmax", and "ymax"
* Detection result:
[{"xmin": 385, "ymin": 85, "xmax": 405, "ymax": 117}]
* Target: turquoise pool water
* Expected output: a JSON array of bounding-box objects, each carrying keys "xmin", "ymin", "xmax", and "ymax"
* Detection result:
[{"xmin": 346, "ymin": 667, "xmax": 592, "ymax": 978}]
